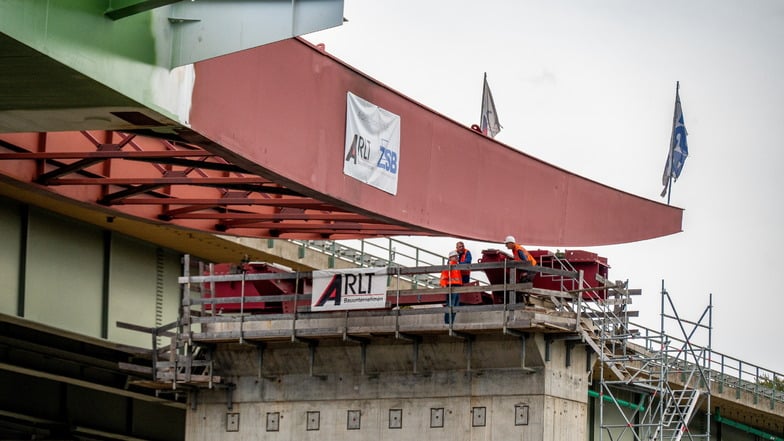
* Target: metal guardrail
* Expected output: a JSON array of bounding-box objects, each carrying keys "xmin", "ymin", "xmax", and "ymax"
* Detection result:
[
  {"xmin": 286, "ymin": 237, "xmax": 784, "ymax": 405},
  {"xmin": 178, "ymin": 259, "xmax": 567, "ymax": 346},
  {"xmin": 290, "ymin": 237, "xmax": 480, "ymax": 288},
  {"xmin": 631, "ymin": 323, "xmax": 784, "ymax": 405}
]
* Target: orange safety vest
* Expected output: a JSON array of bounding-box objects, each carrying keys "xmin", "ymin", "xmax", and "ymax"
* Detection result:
[
  {"xmin": 458, "ymin": 249, "xmax": 471, "ymax": 278},
  {"xmin": 511, "ymin": 243, "xmax": 537, "ymax": 266},
  {"xmin": 440, "ymin": 262, "xmax": 463, "ymax": 287}
]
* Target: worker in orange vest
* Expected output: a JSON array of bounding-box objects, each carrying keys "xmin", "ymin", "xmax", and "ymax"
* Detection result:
[
  {"xmin": 504, "ymin": 235, "xmax": 537, "ymax": 282},
  {"xmin": 440, "ymin": 250, "xmax": 462, "ymax": 324},
  {"xmin": 455, "ymin": 241, "xmax": 472, "ymax": 284}
]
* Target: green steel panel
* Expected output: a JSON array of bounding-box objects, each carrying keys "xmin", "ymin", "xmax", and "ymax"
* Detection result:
[
  {"xmin": 0, "ymin": 370, "xmax": 63, "ymax": 420},
  {"xmin": 0, "ymin": 0, "xmax": 186, "ymax": 128},
  {"xmin": 108, "ymin": 235, "xmax": 181, "ymax": 348},
  {"xmin": 0, "ymin": 197, "xmax": 22, "ymax": 315},
  {"xmin": 66, "ymin": 386, "xmax": 130, "ymax": 433},
  {"xmin": 169, "ymin": 0, "xmax": 344, "ymax": 67},
  {"xmin": 0, "ymin": 199, "xmax": 182, "ymax": 346},
  {"xmin": 1, "ymin": 1, "xmax": 159, "ymax": 64},
  {"xmin": 160, "ymin": 247, "xmax": 181, "ymax": 338},
  {"xmin": 132, "ymin": 396, "xmax": 185, "ymax": 439},
  {"xmin": 25, "ymin": 209, "xmax": 104, "ymax": 337},
  {"xmin": 0, "ymin": 0, "xmax": 344, "ymax": 131}
]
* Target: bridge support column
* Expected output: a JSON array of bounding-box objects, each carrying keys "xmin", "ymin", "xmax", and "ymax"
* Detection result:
[{"xmin": 184, "ymin": 332, "xmax": 590, "ymax": 440}]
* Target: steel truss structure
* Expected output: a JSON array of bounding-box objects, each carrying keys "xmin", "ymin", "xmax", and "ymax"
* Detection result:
[
  {"xmin": 0, "ymin": 130, "xmax": 428, "ymax": 239},
  {"xmin": 590, "ymin": 282, "xmax": 712, "ymax": 441}
]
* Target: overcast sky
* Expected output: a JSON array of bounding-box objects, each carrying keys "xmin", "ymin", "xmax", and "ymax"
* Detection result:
[{"xmin": 306, "ymin": 0, "xmax": 784, "ymax": 372}]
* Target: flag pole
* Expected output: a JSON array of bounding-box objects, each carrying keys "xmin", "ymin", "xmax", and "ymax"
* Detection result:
[
  {"xmin": 665, "ymin": 81, "xmax": 680, "ymax": 205},
  {"xmin": 480, "ymin": 72, "xmax": 487, "ymax": 130}
]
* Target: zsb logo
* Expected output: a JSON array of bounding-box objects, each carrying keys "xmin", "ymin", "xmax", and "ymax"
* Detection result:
[
  {"xmin": 376, "ymin": 144, "xmax": 397, "ymax": 174},
  {"xmin": 346, "ymin": 134, "xmax": 398, "ymax": 174}
]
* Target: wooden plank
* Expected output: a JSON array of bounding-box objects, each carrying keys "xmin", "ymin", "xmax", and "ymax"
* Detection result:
[
  {"xmin": 129, "ymin": 380, "xmax": 182, "ymax": 390},
  {"xmin": 116, "ymin": 321, "xmax": 155, "ymax": 333},
  {"xmin": 156, "ymin": 373, "xmax": 221, "ymax": 383},
  {"xmin": 156, "ymin": 360, "xmax": 211, "ymax": 368},
  {"xmin": 579, "ymin": 327, "xmax": 628, "ymax": 381},
  {"xmin": 118, "ymin": 362, "xmax": 153, "ymax": 375},
  {"xmin": 584, "ymin": 311, "xmax": 639, "ymax": 318},
  {"xmin": 600, "ymin": 297, "xmax": 631, "ymax": 306}
]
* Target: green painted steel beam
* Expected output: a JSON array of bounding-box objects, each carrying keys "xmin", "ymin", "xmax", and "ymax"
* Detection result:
[
  {"xmin": 0, "ymin": 0, "xmax": 344, "ymax": 133},
  {"xmin": 714, "ymin": 409, "xmax": 783, "ymax": 441},
  {"xmin": 588, "ymin": 390, "xmax": 645, "ymax": 412}
]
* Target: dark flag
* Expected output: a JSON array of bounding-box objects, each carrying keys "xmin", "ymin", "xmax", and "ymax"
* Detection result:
[
  {"xmin": 661, "ymin": 82, "xmax": 689, "ymax": 199},
  {"xmin": 480, "ymin": 73, "xmax": 502, "ymax": 138}
]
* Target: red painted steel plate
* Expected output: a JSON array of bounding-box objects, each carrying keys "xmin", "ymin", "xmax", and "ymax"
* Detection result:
[{"xmin": 188, "ymin": 38, "xmax": 682, "ymax": 246}]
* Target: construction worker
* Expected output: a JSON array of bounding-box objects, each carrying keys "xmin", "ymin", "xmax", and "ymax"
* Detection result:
[
  {"xmin": 455, "ymin": 241, "xmax": 472, "ymax": 284},
  {"xmin": 504, "ymin": 235, "xmax": 537, "ymax": 283},
  {"xmin": 440, "ymin": 250, "xmax": 462, "ymax": 324}
]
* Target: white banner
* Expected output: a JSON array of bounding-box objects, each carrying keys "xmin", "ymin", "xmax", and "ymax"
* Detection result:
[
  {"xmin": 344, "ymin": 92, "xmax": 401, "ymax": 195},
  {"xmin": 311, "ymin": 267, "xmax": 388, "ymax": 311}
]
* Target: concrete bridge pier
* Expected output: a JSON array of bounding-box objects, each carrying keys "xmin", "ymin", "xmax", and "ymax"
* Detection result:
[{"xmin": 184, "ymin": 332, "xmax": 591, "ymax": 440}]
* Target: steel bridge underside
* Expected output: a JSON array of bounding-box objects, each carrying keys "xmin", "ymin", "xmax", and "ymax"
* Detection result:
[{"xmin": 0, "ymin": 34, "xmax": 682, "ymax": 248}]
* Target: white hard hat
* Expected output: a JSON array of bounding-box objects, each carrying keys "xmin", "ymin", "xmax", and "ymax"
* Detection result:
[
  {"xmin": 504, "ymin": 235, "xmax": 515, "ymax": 243},
  {"xmin": 448, "ymin": 250, "xmax": 458, "ymax": 258}
]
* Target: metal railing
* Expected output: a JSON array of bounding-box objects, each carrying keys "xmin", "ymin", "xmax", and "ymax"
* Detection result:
[
  {"xmin": 290, "ymin": 237, "xmax": 475, "ymax": 288},
  {"xmin": 631, "ymin": 323, "xmax": 784, "ymax": 406},
  {"xmin": 280, "ymin": 237, "xmax": 784, "ymax": 407}
]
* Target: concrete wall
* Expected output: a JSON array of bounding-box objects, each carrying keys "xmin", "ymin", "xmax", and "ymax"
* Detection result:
[{"xmin": 185, "ymin": 334, "xmax": 590, "ymax": 441}]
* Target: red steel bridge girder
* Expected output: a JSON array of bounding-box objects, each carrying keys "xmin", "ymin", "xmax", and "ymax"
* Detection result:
[
  {"xmin": 185, "ymin": 38, "xmax": 682, "ymax": 246},
  {"xmin": 0, "ymin": 38, "xmax": 681, "ymax": 245}
]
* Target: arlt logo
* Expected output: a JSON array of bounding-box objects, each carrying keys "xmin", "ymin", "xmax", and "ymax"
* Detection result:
[
  {"xmin": 311, "ymin": 268, "xmax": 387, "ymax": 311},
  {"xmin": 345, "ymin": 133, "xmax": 371, "ymax": 164},
  {"xmin": 313, "ymin": 272, "xmax": 375, "ymax": 307}
]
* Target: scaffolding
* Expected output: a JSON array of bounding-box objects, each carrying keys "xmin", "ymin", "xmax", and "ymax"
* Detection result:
[
  {"xmin": 527, "ymin": 251, "xmax": 712, "ymax": 440},
  {"xmin": 141, "ymin": 254, "xmax": 545, "ymax": 390},
  {"xmin": 123, "ymin": 246, "xmax": 784, "ymax": 440},
  {"xmin": 588, "ymin": 280, "xmax": 712, "ymax": 441}
]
